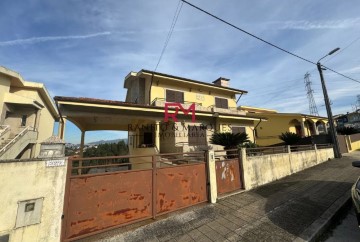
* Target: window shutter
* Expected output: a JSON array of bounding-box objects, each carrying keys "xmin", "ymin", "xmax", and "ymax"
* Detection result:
[
  {"xmin": 232, "ymin": 126, "xmax": 246, "ymax": 134},
  {"xmin": 188, "ymin": 125, "xmax": 207, "ymax": 146},
  {"xmin": 222, "ymin": 99, "xmax": 228, "ymax": 109},
  {"xmin": 215, "ymin": 97, "xmax": 222, "ymax": 108},
  {"xmin": 166, "ymin": 90, "xmax": 183, "ymax": 103},
  {"xmin": 215, "ymin": 97, "xmax": 228, "ymax": 109},
  {"xmin": 175, "ymin": 91, "xmax": 184, "ymax": 103},
  {"xmin": 166, "ymin": 90, "xmax": 176, "ymax": 102}
]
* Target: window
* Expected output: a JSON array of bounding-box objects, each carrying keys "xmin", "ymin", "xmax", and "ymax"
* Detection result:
[
  {"xmin": 215, "ymin": 97, "xmax": 228, "ymax": 109},
  {"xmin": 188, "ymin": 125, "xmax": 207, "ymax": 146},
  {"xmin": 143, "ymin": 132, "xmax": 153, "ymax": 145},
  {"xmin": 21, "ymin": 115, "xmax": 27, "ymax": 127},
  {"xmin": 232, "ymin": 126, "xmax": 246, "ymax": 135},
  {"xmin": 166, "ymin": 90, "xmax": 184, "ymax": 103}
]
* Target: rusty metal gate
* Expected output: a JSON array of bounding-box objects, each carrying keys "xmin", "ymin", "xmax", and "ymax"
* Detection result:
[
  {"xmin": 214, "ymin": 149, "xmax": 243, "ymax": 196},
  {"xmin": 61, "ymin": 152, "xmax": 207, "ymax": 241}
]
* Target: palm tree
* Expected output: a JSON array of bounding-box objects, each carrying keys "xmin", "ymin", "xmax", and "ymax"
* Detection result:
[
  {"xmin": 279, "ymin": 132, "xmax": 301, "ymax": 145},
  {"xmin": 210, "ymin": 132, "xmax": 249, "ymax": 150}
]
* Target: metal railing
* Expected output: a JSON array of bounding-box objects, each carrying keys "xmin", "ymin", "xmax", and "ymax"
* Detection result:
[
  {"xmin": 214, "ymin": 149, "xmax": 238, "ymax": 160},
  {"xmin": 69, "ymin": 151, "xmax": 206, "ymax": 176},
  {"xmin": 316, "ymin": 144, "xmax": 333, "ymax": 149},
  {"xmin": 0, "ymin": 126, "xmax": 33, "ymax": 155},
  {"xmin": 246, "ymin": 144, "xmax": 333, "ymax": 156},
  {"xmin": 0, "ymin": 125, "xmax": 10, "ymax": 139},
  {"xmin": 290, "ymin": 145, "xmax": 314, "ymax": 152},
  {"xmin": 151, "ymin": 97, "xmax": 203, "ymax": 107},
  {"xmin": 246, "ymin": 146, "xmax": 288, "ymax": 156}
]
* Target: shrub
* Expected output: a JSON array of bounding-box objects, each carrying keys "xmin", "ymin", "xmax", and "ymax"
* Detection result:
[
  {"xmin": 279, "ymin": 132, "xmax": 301, "ymax": 145},
  {"xmin": 210, "ymin": 132, "xmax": 249, "ymax": 150}
]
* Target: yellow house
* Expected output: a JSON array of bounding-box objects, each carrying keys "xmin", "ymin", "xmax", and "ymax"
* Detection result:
[
  {"xmin": 0, "ymin": 66, "xmax": 59, "ymax": 159},
  {"xmin": 239, "ymin": 106, "xmax": 328, "ymax": 146},
  {"xmin": 55, "ymin": 70, "xmax": 264, "ymax": 159}
]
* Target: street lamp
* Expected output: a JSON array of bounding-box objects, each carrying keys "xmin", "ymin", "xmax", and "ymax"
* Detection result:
[{"xmin": 316, "ymin": 47, "xmax": 342, "ymax": 158}]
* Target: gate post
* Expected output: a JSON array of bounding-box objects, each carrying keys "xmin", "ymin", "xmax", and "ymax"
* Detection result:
[
  {"xmin": 206, "ymin": 150, "xmax": 217, "ymax": 203},
  {"xmin": 152, "ymin": 155, "xmax": 157, "ymax": 219}
]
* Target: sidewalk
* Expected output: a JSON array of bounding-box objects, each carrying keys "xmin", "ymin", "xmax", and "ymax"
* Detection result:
[{"xmin": 79, "ymin": 151, "xmax": 360, "ymax": 242}]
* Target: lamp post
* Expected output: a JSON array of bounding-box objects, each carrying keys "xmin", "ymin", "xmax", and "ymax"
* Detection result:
[{"xmin": 317, "ymin": 47, "xmax": 342, "ymax": 158}]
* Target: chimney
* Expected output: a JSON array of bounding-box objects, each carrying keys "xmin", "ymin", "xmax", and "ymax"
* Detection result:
[{"xmin": 212, "ymin": 77, "xmax": 230, "ymax": 87}]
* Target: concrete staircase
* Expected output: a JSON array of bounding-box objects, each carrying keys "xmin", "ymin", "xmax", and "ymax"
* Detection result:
[{"xmin": 0, "ymin": 126, "xmax": 38, "ymax": 160}]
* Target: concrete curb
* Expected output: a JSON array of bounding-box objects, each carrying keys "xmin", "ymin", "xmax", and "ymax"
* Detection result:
[{"xmin": 293, "ymin": 190, "xmax": 352, "ymax": 242}]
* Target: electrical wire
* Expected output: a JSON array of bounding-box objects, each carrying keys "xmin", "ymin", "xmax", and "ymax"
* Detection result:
[
  {"xmin": 181, "ymin": 0, "xmax": 360, "ymax": 84},
  {"xmin": 181, "ymin": 0, "xmax": 315, "ymax": 65},
  {"xmin": 154, "ymin": 0, "xmax": 183, "ymax": 71}
]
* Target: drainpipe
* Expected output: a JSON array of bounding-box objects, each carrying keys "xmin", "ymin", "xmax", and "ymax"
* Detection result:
[
  {"xmin": 253, "ymin": 118, "xmax": 263, "ymax": 144},
  {"xmin": 55, "ymin": 100, "xmax": 65, "ymax": 138}
]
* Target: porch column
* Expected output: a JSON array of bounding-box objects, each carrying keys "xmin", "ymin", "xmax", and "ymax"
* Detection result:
[
  {"xmin": 58, "ymin": 118, "xmax": 67, "ymax": 139},
  {"xmin": 34, "ymin": 109, "xmax": 41, "ymax": 131},
  {"xmin": 315, "ymin": 124, "xmax": 319, "ymax": 135},
  {"xmin": 324, "ymin": 122, "xmax": 328, "ymax": 134},
  {"xmin": 79, "ymin": 130, "xmax": 85, "ymax": 157},
  {"xmin": 155, "ymin": 121, "xmax": 160, "ymax": 152},
  {"xmin": 300, "ymin": 119, "xmax": 305, "ymax": 137}
]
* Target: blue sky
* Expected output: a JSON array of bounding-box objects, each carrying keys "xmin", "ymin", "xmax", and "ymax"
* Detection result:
[{"xmin": 1, "ymin": 0, "xmax": 360, "ymax": 144}]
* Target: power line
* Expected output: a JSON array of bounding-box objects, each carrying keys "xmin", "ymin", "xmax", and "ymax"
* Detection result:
[
  {"xmin": 154, "ymin": 0, "xmax": 183, "ymax": 71},
  {"xmin": 181, "ymin": 0, "xmax": 315, "ymax": 65},
  {"xmin": 181, "ymin": 0, "xmax": 360, "ymax": 85},
  {"xmin": 321, "ymin": 65, "xmax": 360, "ymax": 84},
  {"xmin": 323, "ymin": 36, "xmax": 360, "ymax": 64}
]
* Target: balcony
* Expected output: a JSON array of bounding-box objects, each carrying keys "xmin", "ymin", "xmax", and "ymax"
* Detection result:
[
  {"xmin": 151, "ymin": 98, "xmax": 247, "ymax": 115},
  {"xmin": 151, "ymin": 98, "xmax": 211, "ymax": 112}
]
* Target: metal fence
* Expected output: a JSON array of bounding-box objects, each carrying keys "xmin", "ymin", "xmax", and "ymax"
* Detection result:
[
  {"xmin": 246, "ymin": 144, "xmax": 331, "ymax": 156},
  {"xmin": 246, "ymin": 146, "xmax": 288, "ymax": 156}
]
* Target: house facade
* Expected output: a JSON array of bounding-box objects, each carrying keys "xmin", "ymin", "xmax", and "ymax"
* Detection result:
[
  {"xmin": 124, "ymin": 70, "xmax": 260, "ymax": 155},
  {"xmin": 55, "ymin": 70, "xmax": 264, "ymax": 160},
  {"xmin": 0, "ymin": 67, "xmax": 59, "ymax": 159},
  {"xmin": 335, "ymin": 111, "xmax": 360, "ymax": 130},
  {"xmin": 238, "ymin": 106, "xmax": 328, "ymax": 146}
]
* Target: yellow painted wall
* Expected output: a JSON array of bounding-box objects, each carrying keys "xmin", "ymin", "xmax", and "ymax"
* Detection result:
[
  {"xmin": 0, "ymin": 159, "xmax": 67, "ymax": 242},
  {"xmin": 0, "ymin": 74, "xmax": 11, "ymax": 122},
  {"xmin": 254, "ymin": 113, "xmax": 326, "ymax": 146},
  {"xmin": 351, "ymin": 140, "xmax": 360, "ymax": 151},
  {"xmin": 255, "ymin": 115, "xmax": 302, "ymax": 146},
  {"xmin": 149, "ymin": 76, "xmax": 237, "ymax": 108}
]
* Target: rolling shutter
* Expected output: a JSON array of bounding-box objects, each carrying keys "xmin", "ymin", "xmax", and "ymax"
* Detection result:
[
  {"xmin": 215, "ymin": 97, "xmax": 228, "ymax": 109},
  {"xmin": 166, "ymin": 90, "xmax": 184, "ymax": 103}
]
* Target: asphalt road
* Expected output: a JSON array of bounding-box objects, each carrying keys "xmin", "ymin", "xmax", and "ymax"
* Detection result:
[{"xmin": 322, "ymin": 205, "xmax": 360, "ymax": 242}]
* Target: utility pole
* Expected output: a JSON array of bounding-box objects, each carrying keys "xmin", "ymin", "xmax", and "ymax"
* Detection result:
[
  {"xmin": 304, "ymin": 72, "xmax": 319, "ymax": 116},
  {"xmin": 316, "ymin": 48, "xmax": 342, "ymax": 158}
]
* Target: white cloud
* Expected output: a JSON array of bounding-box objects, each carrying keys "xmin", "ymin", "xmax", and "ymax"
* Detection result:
[
  {"xmin": 267, "ymin": 17, "xmax": 360, "ymax": 30},
  {"xmin": 0, "ymin": 32, "xmax": 111, "ymax": 46}
]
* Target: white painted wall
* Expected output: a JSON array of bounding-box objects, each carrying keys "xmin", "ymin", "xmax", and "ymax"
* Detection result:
[{"xmin": 0, "ymin": 158, "xmax": 67, "ymax": 242}]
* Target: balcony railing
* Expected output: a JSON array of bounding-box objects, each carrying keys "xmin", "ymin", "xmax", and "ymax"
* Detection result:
[{"xmin": 151, "ymin": 98, "xmax": 247, "ymax": 115}]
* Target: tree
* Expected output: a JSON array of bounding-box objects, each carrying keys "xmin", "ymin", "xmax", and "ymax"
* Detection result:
[
  {"xmin": 210, "ymin": 132, "xmax": 249, "ymax": 150},
  {"xmin": 279, "ymin": 132, "xmax": 301, "ymax": 145},
  {"xmin": 83, "ymin": 141, "xmax": 128, "ymax": 157}
]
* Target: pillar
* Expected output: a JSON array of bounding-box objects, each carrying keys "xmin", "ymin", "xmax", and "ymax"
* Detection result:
[
  {"xmin": 300, "ymin": 119, "xmax": 306, "ymax": 137},
  {"xmin": 207, "ymin": 150, "xmax": 217, "ymax": 203},
  {"xmin": 155, "ymin": 121, "xmax": 160, "ymax": 152},
  {"xmin": 324, "ymin": 122, "xmax": 328, "ymax": 134},
  {"xmin": 34, "ymin": 109, "xmax": 41, "ymax": 131},
  {"xmin": 79, "ymin": 131, "xmax": 85, "ymax": 158},
  {"xmin": 58, "ymin": 118, "xmax": 67, "ymax": 139}
]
